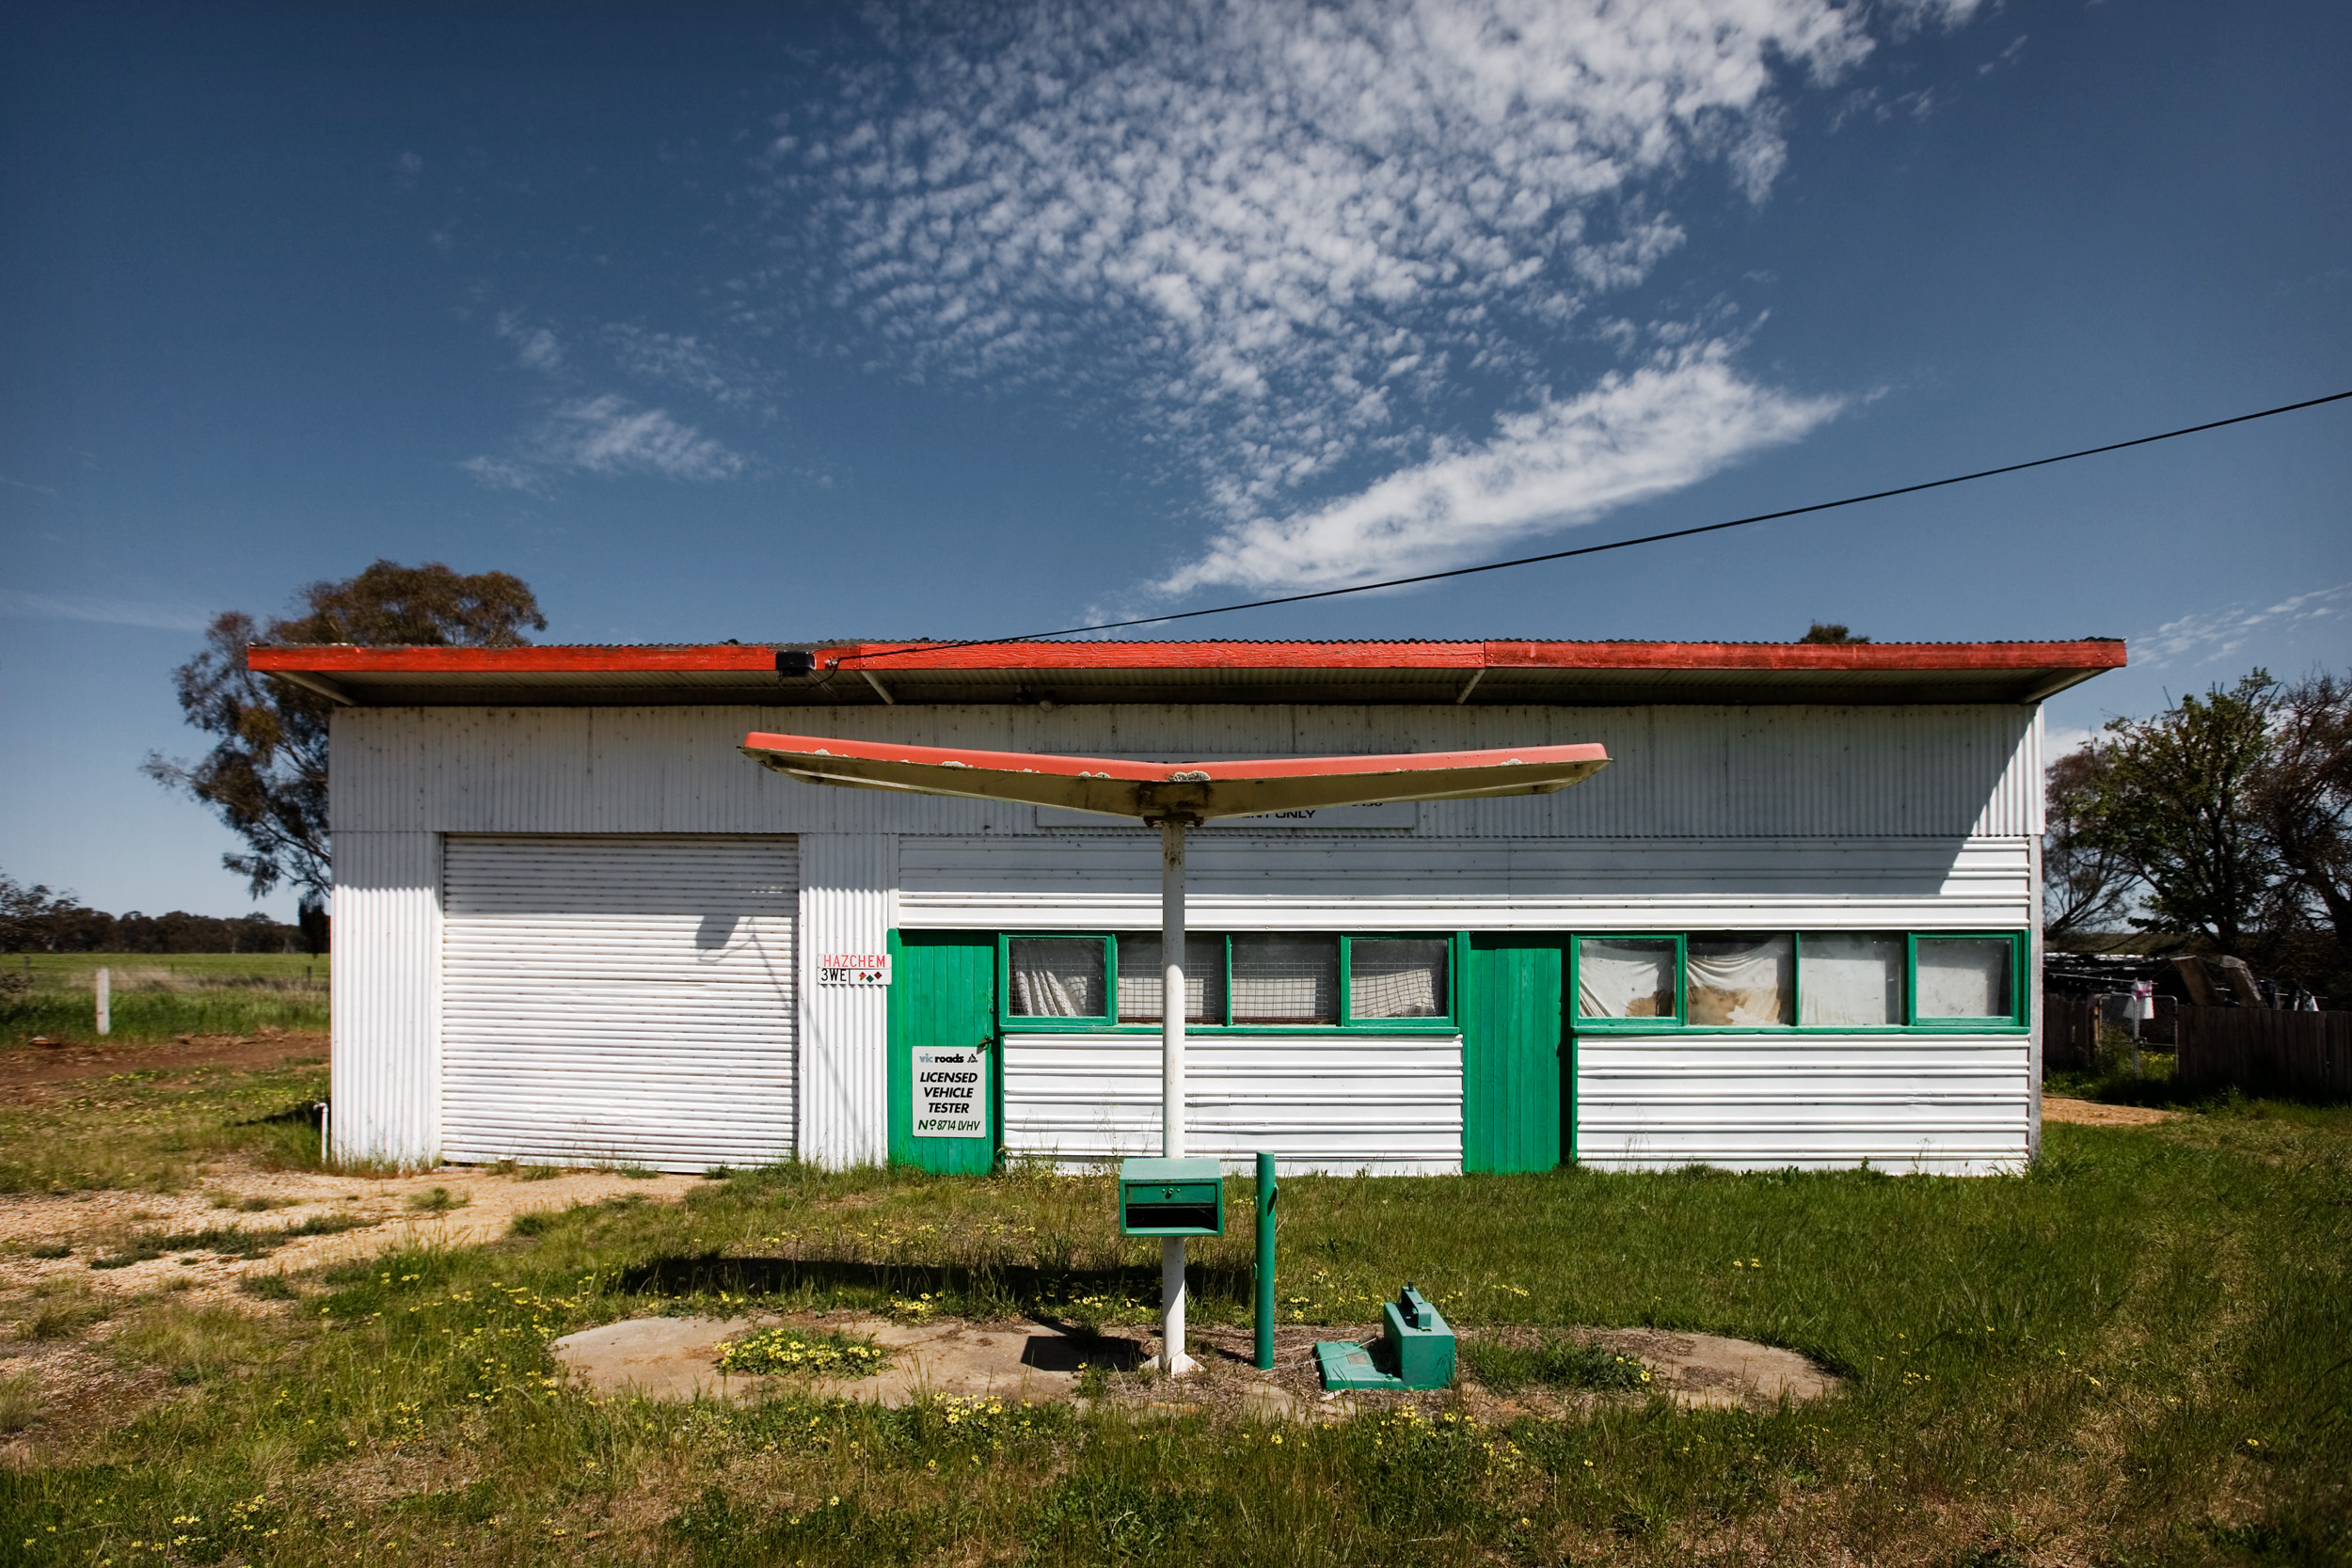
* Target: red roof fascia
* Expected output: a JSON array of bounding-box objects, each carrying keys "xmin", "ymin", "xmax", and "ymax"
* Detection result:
[
  {"xmin": 246, "ymin": 644, "xmax": 781, "ymax": 674},
  {"xmin": 1479, "ymin": 640, "xmax": 2129, "ymax": 673},
  {"xmin": 818, "ymin": 639, "xmax": 2127, "ymax": 673},
  {"xmin": 244, "ymin": 638, "xmax": 2128, "ymax": 676}
]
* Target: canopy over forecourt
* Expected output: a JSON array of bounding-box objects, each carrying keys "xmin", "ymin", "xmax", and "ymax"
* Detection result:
[{"xmin": 739, "ymin": 731, "xmax": 1612, "ymax": 1372}]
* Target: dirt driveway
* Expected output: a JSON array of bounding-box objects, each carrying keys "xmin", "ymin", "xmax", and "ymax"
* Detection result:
[{"xmin": 1, "ymin": 1161, "xmax": 701, "ymax": 1308}]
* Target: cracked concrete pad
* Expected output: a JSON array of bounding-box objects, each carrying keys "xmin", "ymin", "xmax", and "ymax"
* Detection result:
[
  {"xmin": 1601, "ymin": 1328, "xmax": 1839, "ymax": 1408},
  {"xmin": 551, "ymin": 1315, "xmax": 1149, "ymax": 1407},
  {"xmin": 549, "ymin": 1315, "xmax": 766, "ymax": 1402}
]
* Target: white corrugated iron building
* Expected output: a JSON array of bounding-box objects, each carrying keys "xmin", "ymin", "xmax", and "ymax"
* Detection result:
[{"xmin": 251, "ymin": 637, "xmax": 2125, "ymax": 1179}]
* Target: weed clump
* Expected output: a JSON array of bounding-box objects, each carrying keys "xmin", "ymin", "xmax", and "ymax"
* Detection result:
[
  {"xmin": 407, "ymin": 1186, "xmax": 469, "ymax": 1212},
  {"xmin": 86, "ymin": 1212, "xmax": 369, "ymax": 1269},
  {"xmin": 714, "ymin": 1327, "xmax": 889, "ymax": 1377},
  {"xmin": 1466, "ymin": 1337, "xmax": 1653, "ymax": 1392},
  {"xmin": 0, "ymin": 1370, "xmax": 40, "ymax": 1433}
]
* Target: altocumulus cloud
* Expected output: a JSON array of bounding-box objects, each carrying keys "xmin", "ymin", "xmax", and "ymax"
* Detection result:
[
  {"xmin": 778, "ymin": 0, "xmax": 1962, "ymax": 594},
  {"xmin": 465, "ymin": 395, "xmax": 745, "ymax": 492}
]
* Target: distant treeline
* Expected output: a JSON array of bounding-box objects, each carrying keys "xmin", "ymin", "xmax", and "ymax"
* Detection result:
[{"xmin": 1, "ymin": 873, "xmax": 322, "ymax": 954}]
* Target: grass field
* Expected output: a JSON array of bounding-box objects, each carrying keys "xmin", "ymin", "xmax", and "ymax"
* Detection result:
[
  {"xmin": 0, "ymin": 953, "xmax": 329, "ymax": 1048},
  {"xmin": 0, "ymin": 1058, "xmax": 330, "ymax": 1194},
  {"xmin": 1, "ymin": 1061, "xmax": 2346, "ymax": 1565}
]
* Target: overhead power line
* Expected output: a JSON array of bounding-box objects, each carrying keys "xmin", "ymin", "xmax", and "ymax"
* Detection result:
[{"xmin": 836, "ymin": 387, "xmax": 2352, "ymax": 663}]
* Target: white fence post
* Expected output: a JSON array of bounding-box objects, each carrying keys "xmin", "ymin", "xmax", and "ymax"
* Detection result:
[{"xmin": 95, "ymin": 966, "xmax": 110, "ymax": 1037}]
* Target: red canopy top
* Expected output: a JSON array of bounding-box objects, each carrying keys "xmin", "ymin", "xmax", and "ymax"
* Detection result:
[{"xmin": 739, "ymin": 732, "xmax": 1610, "ymax": 822}]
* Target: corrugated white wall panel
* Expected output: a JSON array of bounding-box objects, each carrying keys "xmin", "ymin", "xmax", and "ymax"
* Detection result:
[
  {"xmin": 1001, "ymin": 1032, "xmax": 1462, "ymax": 1175},
  {"xmin": 330, "ymin": 830, "xmax": 440, "ymax": 1166},
  {"xmin": 898, "ymin": 836, "xmax": 2034, "ymax": 930},
  {"xmin": 798, "ymin": 833, "xmax": 896, "ymax": 1168},
  {"xmin": 1576, "ymin": 1034, "xmax": 2031, "ymax": 1175},
  {"xmin": 332, "ymin": 703, "xmax": 2040, "ymax": 839},
  {"xmin": 439, "ymin": 835, "xmax": 797, "ymax": 1171}
]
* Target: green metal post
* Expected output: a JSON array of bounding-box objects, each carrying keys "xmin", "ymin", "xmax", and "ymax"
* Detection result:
[{"xmin": 1254, "ymin": 1150, "xmax": 1278, "ymax": 1370}]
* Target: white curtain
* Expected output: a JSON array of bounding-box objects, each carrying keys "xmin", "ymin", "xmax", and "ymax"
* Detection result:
[
  {"xmin": 1008, "ymin": 938, "xmax": 1104, "ymax": 1018},
  {"xmin": 1232, "ymin": 935, "xmax": 1339, "ymax": 1023},
  {"xmin": 1349, "ymin": 939, "xmax": 1448, "ymax": 1019},
  {"xmin": 1576, "ymin": 938, "xmax": 1677, "ymax": 1019},
  {"xmin": 1798, "ymin": 934, "xmax": 1905, "ymax": 1026},
  {"xmin": 1115, "ymin": 935, "xmax": 1225, "ymax": 1023},
  {"xmin": 1915, "ymin": 938, "xmax": 2011, "ymax": 1019},
  {"xmin": 1687, "ymin": 934, "xmax": 1792, "ymax": 1025}
]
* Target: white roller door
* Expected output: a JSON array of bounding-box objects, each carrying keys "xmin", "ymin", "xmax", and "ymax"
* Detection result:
[{"xmin": 440, "ymin": 835, "xmax": 797, "ymax": 1171}]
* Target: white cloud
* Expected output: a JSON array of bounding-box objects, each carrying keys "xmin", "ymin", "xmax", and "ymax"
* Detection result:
[
  {"xmin": 1881, "ymin": 0, "xmax": 1989, "ymax": 40},
  {"xmin": 548, "ymin": 395, "xmax": 744, "ymax": 480},
  {"xmin": 458, "ymin": 455, "xmax": 550, "ymax": 496},
  {"xmin": 2045, "ymin": 723, "xmax": 2098, "ymax": 759},
  {"xmin": 774, "ymin": 0, "xmax": 1931, "ymax": 594},
  {"xmin": 2137, "ymin": 581, "xmax": 2352, "ymax": 670},
  {"xmin": 1159, "ymin": 344, "xmax": 1839, "ymax": 594},
  {"xmin": 0, "ymin": 589, "xmax": 209, "ymax": 632},
  {"xmin": 496, "ymin": 310, "xmax": 564, "ymax": 374},
  {"xmin": 465, "ymin": 394, "xmax": 746, "ymax": 491},
  {"xmin": 605, "ymin": 325, "xmax": 771, "ymax": 407}
]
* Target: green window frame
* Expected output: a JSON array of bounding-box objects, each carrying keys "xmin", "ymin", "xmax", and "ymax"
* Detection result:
[
  {"xmin": 998, "ymin": 933, "xmax": 1114, "ymax": 1025},
  {"xmin": 1567, "ymin": 934, "xmax": 1686, "ymax": 1029},
  {"xmin": 1905, "ymin": 932, "xmax": 2026, "ymax": 1029},
  {"xmin": 1565, "ymin": 930, "xmax": 2028, "ymax": 1032},
  {"xmin": 994, "ymin": 931, "xmax": 1461, "ymax": 1033}
]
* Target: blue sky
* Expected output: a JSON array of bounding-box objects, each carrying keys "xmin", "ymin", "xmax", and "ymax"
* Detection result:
[{"xmin": 3, "ymin": 0, "xmax": 2347, "ymax": 919}]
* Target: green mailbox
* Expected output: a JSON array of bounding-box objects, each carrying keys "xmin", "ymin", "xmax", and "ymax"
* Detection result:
[{"xmin": 1118, "ymin": 1156, "xmax": 1225, "ymax": 1237}]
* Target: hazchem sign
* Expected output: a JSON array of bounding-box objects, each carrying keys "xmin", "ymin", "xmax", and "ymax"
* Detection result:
[
  {"xmin": 912, "ymin": 1048, "xmax": 987, "ymax": 1139},
  {"xmin": 818, "ymin": 953, "xmax": 892, "ymax": 986}
]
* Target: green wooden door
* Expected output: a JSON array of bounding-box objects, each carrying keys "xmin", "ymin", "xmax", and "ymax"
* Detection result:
[
  {"xmin": 887, "ymin": 930, "xmax": 999, "ymax": 1173},
  {"xmin": 1460, "ymin": 935, "xmax": 1568, "ymax": 1172}
]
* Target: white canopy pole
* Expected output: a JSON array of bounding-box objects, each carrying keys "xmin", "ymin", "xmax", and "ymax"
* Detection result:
[{"xmin": 1159, "ymin": 816, "xmax": 1197, "ymax": 1375}]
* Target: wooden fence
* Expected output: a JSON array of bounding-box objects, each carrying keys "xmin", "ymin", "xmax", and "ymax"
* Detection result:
[
  {"xmin": 2043, "ymin": 996, "xmax": 2104, "ymax": 1072},
  {"xmin": 2174, "ymin": 1006, "xmax": 2352, "ymax": 1099}
]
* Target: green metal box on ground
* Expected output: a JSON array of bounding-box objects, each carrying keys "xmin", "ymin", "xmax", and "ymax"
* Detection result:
[
  {"xmin": 1118, "ymin": 1156, "xmax": 1225, "ymax": 1236},
  {"xmin": 1383, "ymin": 1285, "xmax": 1456, "ymax": 1387},
  {"xmin": 1314, "ymin": 1285, "xmax": 1456, "ymax": 1391}
]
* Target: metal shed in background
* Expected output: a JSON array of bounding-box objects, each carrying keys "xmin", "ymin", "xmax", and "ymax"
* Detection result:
[{"xmin": 252, "ymin": 636, "xmax": 2125, "ymax": 1177}]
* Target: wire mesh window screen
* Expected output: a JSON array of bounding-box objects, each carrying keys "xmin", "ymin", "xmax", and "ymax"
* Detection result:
[
  {"xmin": 1348, "ymin": 938, "xmax": 1449, "ymax": 1019},
  {"xmin": 1115, "ymin": 935, "xmax": 1227, "ymax": 1023},
  {"xmin": 1230, "ymin": 935, "xmax": 1339, "ymax": 1023},
  {"xmin": 1798, "ymin": 934, "xmax": 1906, "ymax": 1026},
  {"xmin": 1686, "ymin": 934, "xmax": 1794, "ymax": 1025},
  {"xmin": 1576, "ymin": 938, "xmax": 1677, "ymax": 1019},
  {"xmin": 1915, "ymin": 938, "xmax": 2013, "ymax": 1019},
  {"xmin": 1007, "ymin": 938, "xmax": 1105, "ymax": 1018}
]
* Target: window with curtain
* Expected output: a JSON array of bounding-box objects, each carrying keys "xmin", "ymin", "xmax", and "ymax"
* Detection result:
[
  {"xmin": 1798, "ymin": 934, "xmax": 1905, "ymax": 1026},
  {"xmin": 1007, "ymin": 937, "xmax": 1105, "ymax": 1018},
  {"xmin": 1576, "ymin": 937, "xmax": 1677, "ymax": 1019},
  {"xmin": 1231, "ymin": 934, "xmax": 1339, "ymax": 1023},
  {"xmin": 1686, "ymin": 934, "xmax": 1794, "ymax": 1024},
  {"xmin": 1915, "ymin": 937, "xmax": 2014, "ymax": 1020},
  {"xmin": 1348, "ymin": 938, "xmax": 1449, "ymax": 1019},
  {"xmin": 1115, "ymin": 934, "xmax": 1227, "ymax": 1023}
]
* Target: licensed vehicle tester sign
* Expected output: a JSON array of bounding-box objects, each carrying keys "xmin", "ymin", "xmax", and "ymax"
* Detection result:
[
  {"xmin": 818, "ymin": 953, "xmax": 892, "ymax": 986},
  {"xmin": 912, "ymin": 1048, "xmax": 987, "ymax": 1139}
]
